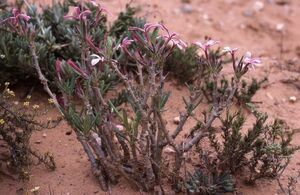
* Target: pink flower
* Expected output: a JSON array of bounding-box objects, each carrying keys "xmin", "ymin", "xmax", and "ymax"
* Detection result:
[
  {"xmin": 161, "ymin": 35, "xmax": 187, "ymax": 50},
  {"xmin": 0, "ymin": 9, "xmax": 30, "ymax": 26},
  {"xmin": 12, "ymin": 9, "xmax": 31, "ymax": 22},
  {"xmin": 171, "ymin": 38, "xmax": 187, "ymax": 50},
  {"xmin": 222, "ymin": 46, "xmax": 238, "ymax": 55},
  {"xmin": 90, "ymin": 0, "xmax": 111, "ymax": 16},
  {"xmin": 129, "ymin": 23, "xmax": 163, "ymax": 46},
  {"xmin": 129, "ymin": 23, "xmax": 162, "ymax": 34},
  {"xmin": 66, "ymin": 59, "xmax": 88, "ymax": 79},
  {"xmin": 85, "ymin": 36, "xmax": 101, "ymax": 54},
  {"xmin": 64, "ymin": 7, "xmax": 91, "ymax": 21},
  {"xmin": 193, "ymin": 40, "xmax": 220, "ymax": 52},
  {"xmin": 160, "ymin": 23, "xmax": 187, "ymax": 50},
  {"xmin": 90, "ymin": 0, "xmax": 99, "ymax": 7},
  {"xmin": 119, "ymin": 37, "xmax": 134, "ymax": 54},
  {"xmin": 144, "ymin": 23, "xmax": 163, "ymax": 34},
  {"xmin": 121, "ymin": 37, "xmax": 134, "ymax": 47},
  {"xmin": 55, "ymin": 59, "xmax": 62, "ymax": 82},
  {"xmin": 243, "ymin": 52, "xmax": 261, "ymax": 68}
]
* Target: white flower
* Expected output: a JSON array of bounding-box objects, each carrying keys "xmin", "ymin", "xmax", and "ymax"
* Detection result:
[
  {"xmin": 222, "ymin": 46, "xmax": 238, "ymax": 55},
  {"xmin": 90, "ymin": 54, "xmax": 104, "ymax": 66}
]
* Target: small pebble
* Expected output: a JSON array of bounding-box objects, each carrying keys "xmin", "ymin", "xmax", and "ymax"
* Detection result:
[
  {"xmin": 266, "ymin": 92, "xmax": 274, "ymax": 100},
  {"xmin": 239, "ymin": 23, "xmax": 246, "ymax": 29},
  {"xmin": 172, "ymin": 8, "xmax": 181, "ymax": 15},
  {"xmin": 35, "ymin": 140, "xmax": 42, "ymax": 144},
  {"xmin": 202, "ymin": 13, "xmax": 209, "ymax": 20},
  {"xmin": 42, "ymin": 133, "xmax": 47, "ymax": 138},
  {"xmin": 180, "ymin": 3, "xmax": 193, "ymax": 14},
  {"xmin": 289, "ymin": 96, "xmax": 297, "ymax": 103},
  {"xmin": 275, "ymin": 0, "xmax": 290, "ymax": 5},
  {"xmin": 65, "ymin": 130, "xmax": 72, "ymax": 135},
  {"xmin": 225, "ymin": 0, "xmax": 236, "ymax": 4},
  {"xmin": 243, "ymin": 9, "xmax": 255, "ymax": 17},
  {"xmin": 173, "ymin": 116, "xmax": 180, "ymax": 124},
  {"xmin": 276, "ymin": 23, "xmax": 285, "ymax": 32},
  {"xmin": 253, "ymin": 1, "xmax": 265, "ymax": 12}
]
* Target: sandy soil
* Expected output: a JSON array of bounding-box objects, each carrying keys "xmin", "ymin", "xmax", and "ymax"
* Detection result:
[{"xmin": 1, "ymin": 0, "xmax": 300, "ymax": 194}]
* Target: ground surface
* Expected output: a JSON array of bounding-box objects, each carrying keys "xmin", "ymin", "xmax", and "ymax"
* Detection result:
[{"xmin": 1, "ymin": 0, "xmax": 300, "ymax": 194}]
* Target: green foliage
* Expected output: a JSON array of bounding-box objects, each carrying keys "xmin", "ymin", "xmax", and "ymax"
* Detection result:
[
  {"xmin": 236, "ymin": 77, "xmax": 267, "ymax": 105},
  {"xmin": 186, "ymin": 169, "xmax": 234, "ymax": 195},
  {"xmin": 165, "ymin": 45, "xmax": 200, "ymax": 83},
  {"xmin": 208, "ymin": 108, "xmax": 299, "ymax": 184},
  {"xmin": 202, "ymin": 76, "xmax": 267, "ymax": 107},
  {"xmin": 110, "ymin": 5, "xmax": 145, "ymax": 40},
  {"xmin": 0, "ymin": 0, "xmax": 141, "ymax": 85}
]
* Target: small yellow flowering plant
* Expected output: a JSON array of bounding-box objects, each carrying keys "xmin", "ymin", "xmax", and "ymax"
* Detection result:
[{"xmin": 0, "ymin": 82, "xmax": 57, "ymax": 180}]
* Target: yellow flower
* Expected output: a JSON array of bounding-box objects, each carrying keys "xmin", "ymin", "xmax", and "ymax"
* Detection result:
[
  {"xmin": 48, "ymin": 98, "xmax": 55, "ymax": 104},
  {"xmin": 32, "ymin": 104, "xmax": 40, "ymax": 109},
  {"xmin": 0, "ymin": 119, "xmax": 5, "ymax": 125},
  {"xmin": 30, "ymin": 186, "xmax": 40, "ymax": 192},
  {"xmin": 23, "ymin": 101, "xmax": 30, "ymax": 107},
  {"xmin": 6, "ymin": 88, "xmax": 15, "ymax": 97}
]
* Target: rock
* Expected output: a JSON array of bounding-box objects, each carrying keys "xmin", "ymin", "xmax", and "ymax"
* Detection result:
[
  {"xmin": 172, "ymin": 8, "xmax": 181, "ymax": 15},
  {"xmin": 253, "ymin": 1, "xmax": 265, "ymax": 12},
  {"xmin": 243, "ymin": 9, "xmax": 255, "ymax": 17},
  {"xmin": 180, "ymin": 3, "xmax": 193, "ymax": 14},
  {"xmin": 289, "ymin": 96, "xmax": 297, "ymax": 103},
  {"xmin": 202, "ymin": 13, "xmax": 209, "ymax": 20},
  {"xmin": 239, "ymin": 23, "xmax": 246, "ymax": 29},
  {"xmin": 65, "ymin": 130, "xmax": 72, "ymax": 135},
  {"xmin": 225, "ymin": 0, "xmax": 236, "ymax": 4},
  {"xmin": 276, "ymin": 23, "xmax": 285, "ymax": 32},
  {"xmin": 173, "ymin": 116, "xmax": 180, "ymax": 124},
  {"xmin": 42, "ymin": 133, "xmax": 47, "ymax": 138},
  {"xmin": 35, "ymin": 140, "xmax": 42, "ymax": 144},
  {"xmin": 266, "ymin": 92, "xmax": 274, "ymax": 100},
  {"xmin": 275, "ymin": 0, "xmax": 290, "ymax": 5}
]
